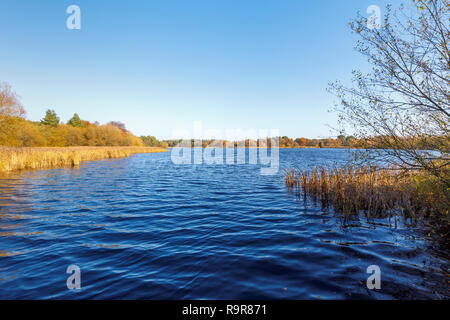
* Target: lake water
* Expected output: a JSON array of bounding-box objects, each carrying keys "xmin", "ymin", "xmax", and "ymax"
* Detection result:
[{"xmin": 0, "ymin": 149, "xmax": 448, "ymax": 299}]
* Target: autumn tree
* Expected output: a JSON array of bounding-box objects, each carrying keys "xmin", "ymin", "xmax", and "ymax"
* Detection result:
[
  {"xmin": 295, "ymin": 137, "xmax": 307, "ymax": 146},
  {"xmin": 0, "ymin": 82, "xmax": 26, "ymax": 145},
  {"xmin": 41, "ymin": 109, "xmax": 60, "ymax": 127},
  {"xmin": 0, "ymin": 82, "xmax": 25, "ymax": 118},
  {"xmin": 329, "ymin": 0, "xmax": 449, "ymax": 185},
  {"xmin": 108, "ymin": 121, "xmax": 127, "ymax": 132},
  {"xmin": 141, "ymin": 135, "xmax": 161, "ymax": 147},
  {"xmin": 67, "ymin": 113, "xmax": 84, "ymax": 127}
]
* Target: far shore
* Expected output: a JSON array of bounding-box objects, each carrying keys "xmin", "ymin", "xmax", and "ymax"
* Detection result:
[
  {"xmin": 0, "ymin": 146, "xmax": 168, "ymax": 173},
  {"xmin": 166, "ymin": 146, "xmax": 353, "ymax": 149}
]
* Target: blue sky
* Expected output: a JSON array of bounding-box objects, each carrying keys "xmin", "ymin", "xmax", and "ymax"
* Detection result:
[{"xmin": 0, "ymin": 0, "xmax": 397, "ymax": 139}]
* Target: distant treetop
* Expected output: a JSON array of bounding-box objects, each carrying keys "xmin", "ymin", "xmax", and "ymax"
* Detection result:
[
  {"xmin": 67, "ymin": 113, "xmax": 84, "ymax": 127},
  {"xmin": 108, "ymin": 121, "xmax": 127, "ymax": 132},
  {"xmin": 40, "ymin": 109, "xmax": 60, "ymax": 127}
]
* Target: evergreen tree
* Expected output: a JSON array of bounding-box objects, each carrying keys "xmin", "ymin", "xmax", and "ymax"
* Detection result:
[
  {"xmin": 40, "ymin": 109, "xmax": 60, "ymax": 127},
  {"xmin": 67, "ymin": 113, "xmax": 84, "ymax": 127}
]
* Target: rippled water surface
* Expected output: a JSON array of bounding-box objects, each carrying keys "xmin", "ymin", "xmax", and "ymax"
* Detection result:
[{"xmin": 0, "ymin": 149, "xmax": 448, "ymax": 299}]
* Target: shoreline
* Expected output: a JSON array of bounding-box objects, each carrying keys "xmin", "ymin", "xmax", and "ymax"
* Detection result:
[
  {"xmin": 0, "ymin": 146, "xmax": 168, "ymax": 173},
  {"xmin": 166, "ymin": 146, "xmax": 355, "ymax": 149}
]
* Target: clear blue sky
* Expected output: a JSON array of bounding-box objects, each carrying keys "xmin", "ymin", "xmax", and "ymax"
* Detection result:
[{"xmin": 0, "ymin": 0, "xmax": 397, "ymax": 139}]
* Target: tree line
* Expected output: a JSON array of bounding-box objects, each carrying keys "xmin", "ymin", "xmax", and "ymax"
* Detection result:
[
  {"xmin": 153, "ymin": 136, "xmax": 359, "ymax": 148},
  {"xmin": 0, "ymin": 83, "xmax": 143, "ymax": 147},
  {"xmin": 2, "ymin": 85, "xmax": 362, "ymax": 150},
  {"xmin": 142, "ymin": 135, "xmax": 443, "ymax": 150}
]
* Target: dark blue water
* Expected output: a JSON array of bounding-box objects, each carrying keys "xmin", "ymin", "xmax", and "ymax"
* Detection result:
[{"xmin": 0, "ymin": 149, "xmax": 448, "ymax": 299}]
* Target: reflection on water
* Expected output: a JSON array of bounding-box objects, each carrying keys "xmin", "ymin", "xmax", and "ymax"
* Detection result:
[{"xmin": 0, "ymin": 149, "xmax": 448, "ymax": 299}]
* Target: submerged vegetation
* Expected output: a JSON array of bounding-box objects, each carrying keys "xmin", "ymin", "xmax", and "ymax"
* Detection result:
[
  {"xmin": 285, "ymin": 166, "xmax": 450, "ymax": 232},
  {"xmin": 0, "ymin": 146, "xmax": 167, "ymax": 173}
]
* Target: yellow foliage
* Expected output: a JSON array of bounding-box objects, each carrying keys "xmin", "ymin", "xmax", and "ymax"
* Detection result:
[{"xmin": 0, "ymin": 118, "xmax": 145, "ymax": 147}]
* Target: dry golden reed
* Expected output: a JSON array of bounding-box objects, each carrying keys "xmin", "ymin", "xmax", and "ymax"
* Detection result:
[
  {"xmin": 285, "ymin": 166, "xmax": 449, "ymax": 226},
  {"xmin": 0, "ymin": 146, "xmax": 167, "ymax": 172}
]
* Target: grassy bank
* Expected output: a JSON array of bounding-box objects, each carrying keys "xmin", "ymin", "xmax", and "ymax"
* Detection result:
[
  {"xmin": 285, "ymin": 166, "xmax": 450, "ymax": 231},
  {"xmin": 0, "ymin": 146, "xmax": 168, "ymax": 173}
]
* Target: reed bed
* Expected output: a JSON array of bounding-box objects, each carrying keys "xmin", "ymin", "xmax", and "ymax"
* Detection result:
[
  {"xmin": 285, "ymin": 166, "xmax": 450, "ymax": 228},
  {"xmin": 0, "ymin": 146, "xmax": 167, "ymax": 173}
]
